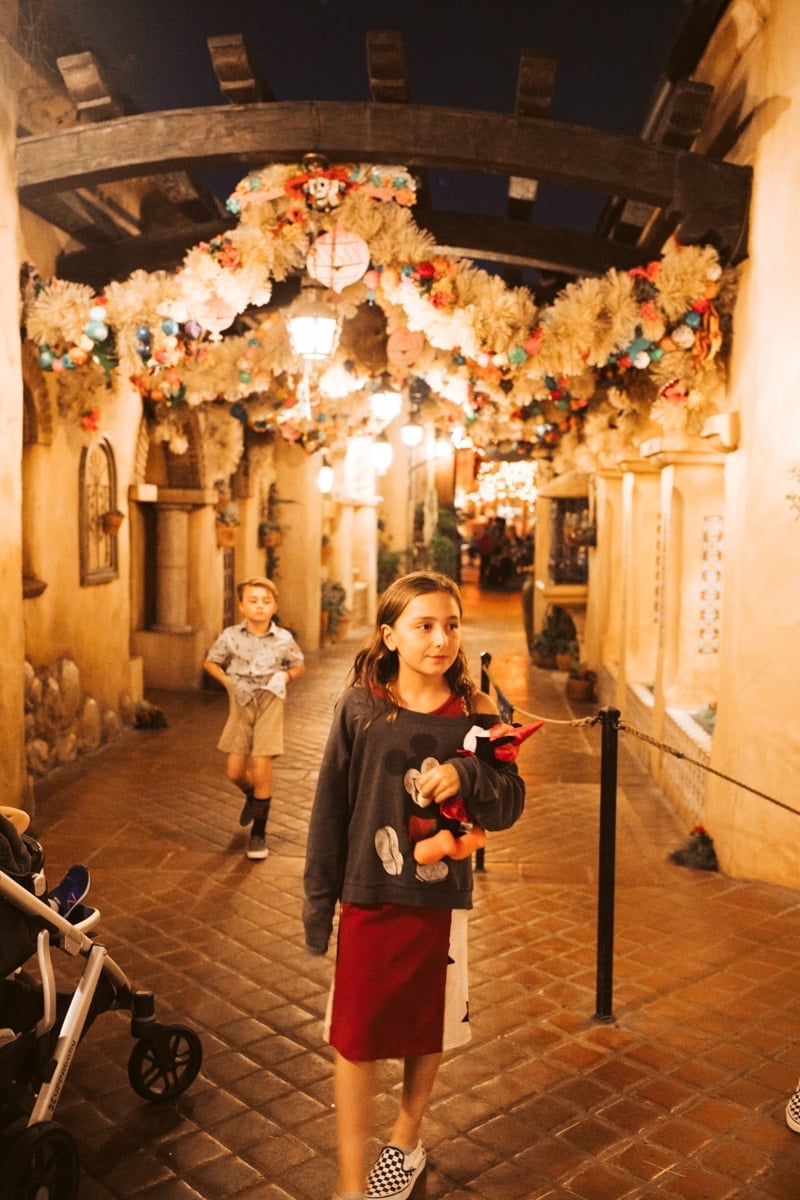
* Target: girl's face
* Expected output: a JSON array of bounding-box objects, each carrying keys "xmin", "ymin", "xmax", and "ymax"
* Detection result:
[{"xmin": 381, "ymin": 591, "xmax": 462, "ymax": 681}]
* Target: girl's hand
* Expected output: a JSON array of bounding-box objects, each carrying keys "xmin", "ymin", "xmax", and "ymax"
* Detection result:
[{"xmin": 416, "ymin": 761, "xmax": 460, "ymax": 805}]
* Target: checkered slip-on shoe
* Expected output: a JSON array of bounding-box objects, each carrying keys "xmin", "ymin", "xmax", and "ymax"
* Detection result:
[
  {"xmin": 366, "ymin": 1142, "xmax": 426, "ymax": 1200},
  {"xmin": 786, "ymin": 1081, "xmax": 800, "ymax": 1132}
]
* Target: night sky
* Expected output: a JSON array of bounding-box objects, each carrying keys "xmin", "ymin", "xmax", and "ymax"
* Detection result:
[{"xmin": 32, "ymin": 0, "xmax": 689, "ymax": 233}]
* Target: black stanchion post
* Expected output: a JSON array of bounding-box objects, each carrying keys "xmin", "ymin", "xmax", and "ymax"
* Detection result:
[
  {"xmin": 475, "ymin": 652, "xmax": 491, "ymax": 873},
  {"xmin": 594, "ymin": 706, "xmax": 620, "ymax": 1022}
]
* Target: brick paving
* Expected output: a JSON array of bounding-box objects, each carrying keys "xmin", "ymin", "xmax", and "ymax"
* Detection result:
[{"xmin": 26, "ymin": 574, "xmax": 800, "ymax": 1199}]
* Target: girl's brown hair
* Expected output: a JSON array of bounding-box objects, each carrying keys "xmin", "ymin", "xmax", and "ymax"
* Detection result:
[{"xmin": 350, "ymin": 571, "xmax": 477, "ymax": 714}]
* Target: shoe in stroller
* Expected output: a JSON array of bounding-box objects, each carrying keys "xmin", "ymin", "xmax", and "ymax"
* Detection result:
[{"xmin": 0, "ymin": 811, "xmax": 202, "ymax": 1199}]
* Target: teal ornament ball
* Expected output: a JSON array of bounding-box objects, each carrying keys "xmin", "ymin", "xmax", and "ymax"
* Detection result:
[
  {"xmin": 85, "ymin": 319, "xmax": 108, "ymax": 342},
  {"xmin": 38, "ymin": 345, "xmax": 55, "ymax": 369}
]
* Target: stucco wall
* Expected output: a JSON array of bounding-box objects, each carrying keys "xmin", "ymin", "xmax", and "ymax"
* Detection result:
[
  {"xmin": 0, "ymin": 4, "xmax": 28, "ymax": 805},
  {"xmin": 696, "ymin": 1, "xmax": 800, "ymax": 886}
]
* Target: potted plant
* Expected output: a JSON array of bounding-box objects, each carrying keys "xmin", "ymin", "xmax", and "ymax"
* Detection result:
[
  {"xmin": 259, "ymin": 520, "xmax": 282, "ymax": 549},
  {"xmin": 565, "ymin": 664, "xmax": 597, "ymax": 702},
  {"xmin": 555, "ymin": 638, "xmax": 580, "ymax": 671},
  {"xmin": 530, "ymin": 605, "xmax": 577, "ymax": 669},
  {"xmin": 321, "ymin": 578, "xmax": 349, "ymax": 640}
]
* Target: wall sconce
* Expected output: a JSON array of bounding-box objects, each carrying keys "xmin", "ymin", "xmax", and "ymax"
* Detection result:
[
  {"xmin": 286, "ymin": 279, "xmax": 340, "ymax": 361},
  {"xmin": 318, "ymin": 456, "xmax": 334, "ymax": 494},
  {"xmin": 369, "ymin": 432, "xmax": 393, "ymax": 476},
  {"xmin": 369, "ymin": 372, "xmax": 403, "ymax": 424}
]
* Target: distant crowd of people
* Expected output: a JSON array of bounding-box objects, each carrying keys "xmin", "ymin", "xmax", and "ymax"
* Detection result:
[{"xmin": 467, "ymin": 517, "xmax": 533, "ymax": 589}]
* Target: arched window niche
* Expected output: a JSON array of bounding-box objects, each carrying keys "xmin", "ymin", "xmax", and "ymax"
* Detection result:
[{"xmin": 79, "ymin": 437, "xmax": 120, "ymax": 585}]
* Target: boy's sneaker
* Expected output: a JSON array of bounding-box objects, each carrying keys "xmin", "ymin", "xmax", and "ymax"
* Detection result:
[
  {"xmin": 246, "ymin": 834, "xmax": 268, "ymax": 860},
  {"xmin": 366, "ymin": 1142, "xmax": 426, "ymax": 1199},
  {"xmin": 786, "ymin": 1081, "xmax": 800, "ymax": 1132},
  {"xmin": 45, "ymin": 864, "xmax": 90, "ymax": 917},
  {"xmin": 238, "ymin": 790, "xmax": 255, "ymax": 826}
]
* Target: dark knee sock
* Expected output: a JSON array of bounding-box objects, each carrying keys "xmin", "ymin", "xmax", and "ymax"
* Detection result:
[{"xmin": 252, "ymin": 798, "xmax": 271, "ymax": 838}]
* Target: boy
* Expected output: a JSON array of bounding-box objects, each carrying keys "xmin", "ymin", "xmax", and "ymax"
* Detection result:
[{"xmin": 203, "ymin": 576, "xmax": 305, "ymax": 860}]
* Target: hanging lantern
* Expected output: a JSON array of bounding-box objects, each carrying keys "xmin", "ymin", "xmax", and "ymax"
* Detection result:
[
  {"xmin": 400, "ymin": 421, "xmax": 424, "ymax": 447},
  {"xmin": 318, "ymin": 456, "xmax": 334, "ymax": 495},
  {"xmin": 306, "ymin": 225, "xmax": 370, "ymax": 293},
  {"xmin": 369, "ymin": 432, "xmax": 393, "ymax": 476},
  {"xmin": 286, "ymin": 281, "xmax": 340, "ymax": 361},
  {"xmin": 195, "ymin": 292, "xmax": 238, "ymax": 340},
  {"xmin": 369, "ymin": 373, "xmax": 403, "ymax": 424}
]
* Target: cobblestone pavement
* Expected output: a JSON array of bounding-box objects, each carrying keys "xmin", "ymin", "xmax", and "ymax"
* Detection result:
[{"xmin": 24, "ymin": 576, "xmax": 800, "ymax": 1199}]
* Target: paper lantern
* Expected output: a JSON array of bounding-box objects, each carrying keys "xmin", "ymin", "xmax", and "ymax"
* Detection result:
[
  {"xmin": 387, "ymin": 326, "xmax": 424, "ymax": 368},
  {"xmin": 306, "ymin": 227, "xmax": 370, "ymax": 292},
  {"xmin": 195, "ymin": 292, "xmax": 238, "ymax": 340}
]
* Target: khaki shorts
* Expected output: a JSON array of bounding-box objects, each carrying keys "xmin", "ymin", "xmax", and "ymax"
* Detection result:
[{"xmin": 217, "ymin": 691, "xmax": 284, "ymax": 757}]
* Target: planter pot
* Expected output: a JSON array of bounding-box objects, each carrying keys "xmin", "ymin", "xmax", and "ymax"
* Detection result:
[
  {"xmin": 331, "ymin": 616, "xmax": 351, "ymax": 642},
  {"xmin": 101, "ymin": 510, "xmax": 125, "ymax": 535},
  {"xmin": 216, "ymin": 524, "xmax": 238, "ymax": 548},
  {"xmin": 566, "ymin": 678, "xmax": 595, "ymax": 702},
  {"xmin": 531, "ymin": 651, "xmax": 557, "ymax": 669}
]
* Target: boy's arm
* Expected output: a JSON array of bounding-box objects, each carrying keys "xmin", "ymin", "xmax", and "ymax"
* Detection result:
[{"xmin": 203, "ymin": 658, "xmax": 230, "ymax": 689}]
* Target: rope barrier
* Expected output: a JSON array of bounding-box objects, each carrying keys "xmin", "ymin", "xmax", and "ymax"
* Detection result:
[
  {"xmin": 616, "ymin": 718, "xmax": 798, "ymax": 817},
  {"xmin": 483, "ymin": 667, "xmax": 795, "ymax": 817}
]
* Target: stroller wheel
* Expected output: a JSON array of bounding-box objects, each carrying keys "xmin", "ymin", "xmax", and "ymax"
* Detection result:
[
  {"xmin": 127, "ymin": 1023, "xmax": 202, "ymax": 1103},
  {"xmin": 0, "ymin": 1120, "xmax": 79, "ymax": 1200}
]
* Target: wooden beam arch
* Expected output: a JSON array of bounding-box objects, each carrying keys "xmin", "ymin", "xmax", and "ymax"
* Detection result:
[{"xmin": 17, "ymin": 100, "xmax": 751, "ymax": 265}]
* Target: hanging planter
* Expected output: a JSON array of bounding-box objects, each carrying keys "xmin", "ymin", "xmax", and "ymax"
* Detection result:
[
  {"xmin": 216, "ymin": 522, "xmax": 238, "ymax": 548},
  {"xmin": 101, "ymin": 510, "xmax": 125, "ymax": 535}
]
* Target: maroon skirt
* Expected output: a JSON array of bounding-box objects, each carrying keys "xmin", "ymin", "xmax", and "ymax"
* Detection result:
[{"xmin": 328, "ymin": 902, "xmax": 454, "ymax": 1061}]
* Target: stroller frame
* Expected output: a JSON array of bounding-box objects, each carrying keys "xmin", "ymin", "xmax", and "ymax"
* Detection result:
[{"xmin": 0, "ymin": 865, "xmax": 202, "ymax": 1198}]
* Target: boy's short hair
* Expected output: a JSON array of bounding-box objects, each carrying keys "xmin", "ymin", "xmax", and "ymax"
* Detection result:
[{"xmin": 237, "ymin": 576, "xmax": 278, "ymax": 602}]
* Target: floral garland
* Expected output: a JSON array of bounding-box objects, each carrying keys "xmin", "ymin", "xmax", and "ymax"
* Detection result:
[{"xmin": 20, "ymin": 159, "xmax": 737, "ymax": 466}]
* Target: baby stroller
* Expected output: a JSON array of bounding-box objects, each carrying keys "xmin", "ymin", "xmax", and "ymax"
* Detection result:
[{"xmin": 0, "ymin": 810, "xmax": 202, "ymax": 1199}]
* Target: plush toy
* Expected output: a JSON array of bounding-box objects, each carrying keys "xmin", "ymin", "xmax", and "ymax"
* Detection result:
[{"xmin": 410, "ymin": 720, "xmax": 543, "ymax": 865}]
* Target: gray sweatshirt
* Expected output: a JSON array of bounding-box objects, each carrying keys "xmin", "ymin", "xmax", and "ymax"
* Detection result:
[{"xmin": 303, "ymin": 687, "xmax": 526, "ymax": 954}]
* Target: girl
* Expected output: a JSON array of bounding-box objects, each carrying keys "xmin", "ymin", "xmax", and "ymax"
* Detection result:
[{"xmin": 303, "ymin": 571, "xmax": 526, "ymax": 1200}]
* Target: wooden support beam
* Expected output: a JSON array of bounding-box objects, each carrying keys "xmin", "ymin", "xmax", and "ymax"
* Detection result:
[
  {"xmin": 56, "ymin": 218, "xmax": 238, "ymax": 286},
  {"xmin": 366, "ymin": 31, "xmax": 409, "ymax": 103},
  {"xmin": 508, "ymin": 49, "xmax": 558, "ymax": 207},
  {"xmin": 56, "ymin": 51, "xmax": 123, "ymax": 122},
  {"xmin": 23, "ymin": 190, "xmax": 137, "ymax": 245},
  {"xmin": 423, "ymin": 210, "xmax": 646, "ymax": 275},
  {"xmin": 17, "ymin": 100, "xmax": 751, "ymax": 264},
  {"xmin": 13, "ymin": 102, "xmax": 717, "ymax": 205},
  {"xmin": 207, "ymin": 33, "xmax": 271, "ymax": 104},
  {"xmin": 55, "ymin": 206, "xmax": 646, "ymax": 288},
  {"xmin": 598, "ymin": 79, "xmax": 715, "ymax": 243}
]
